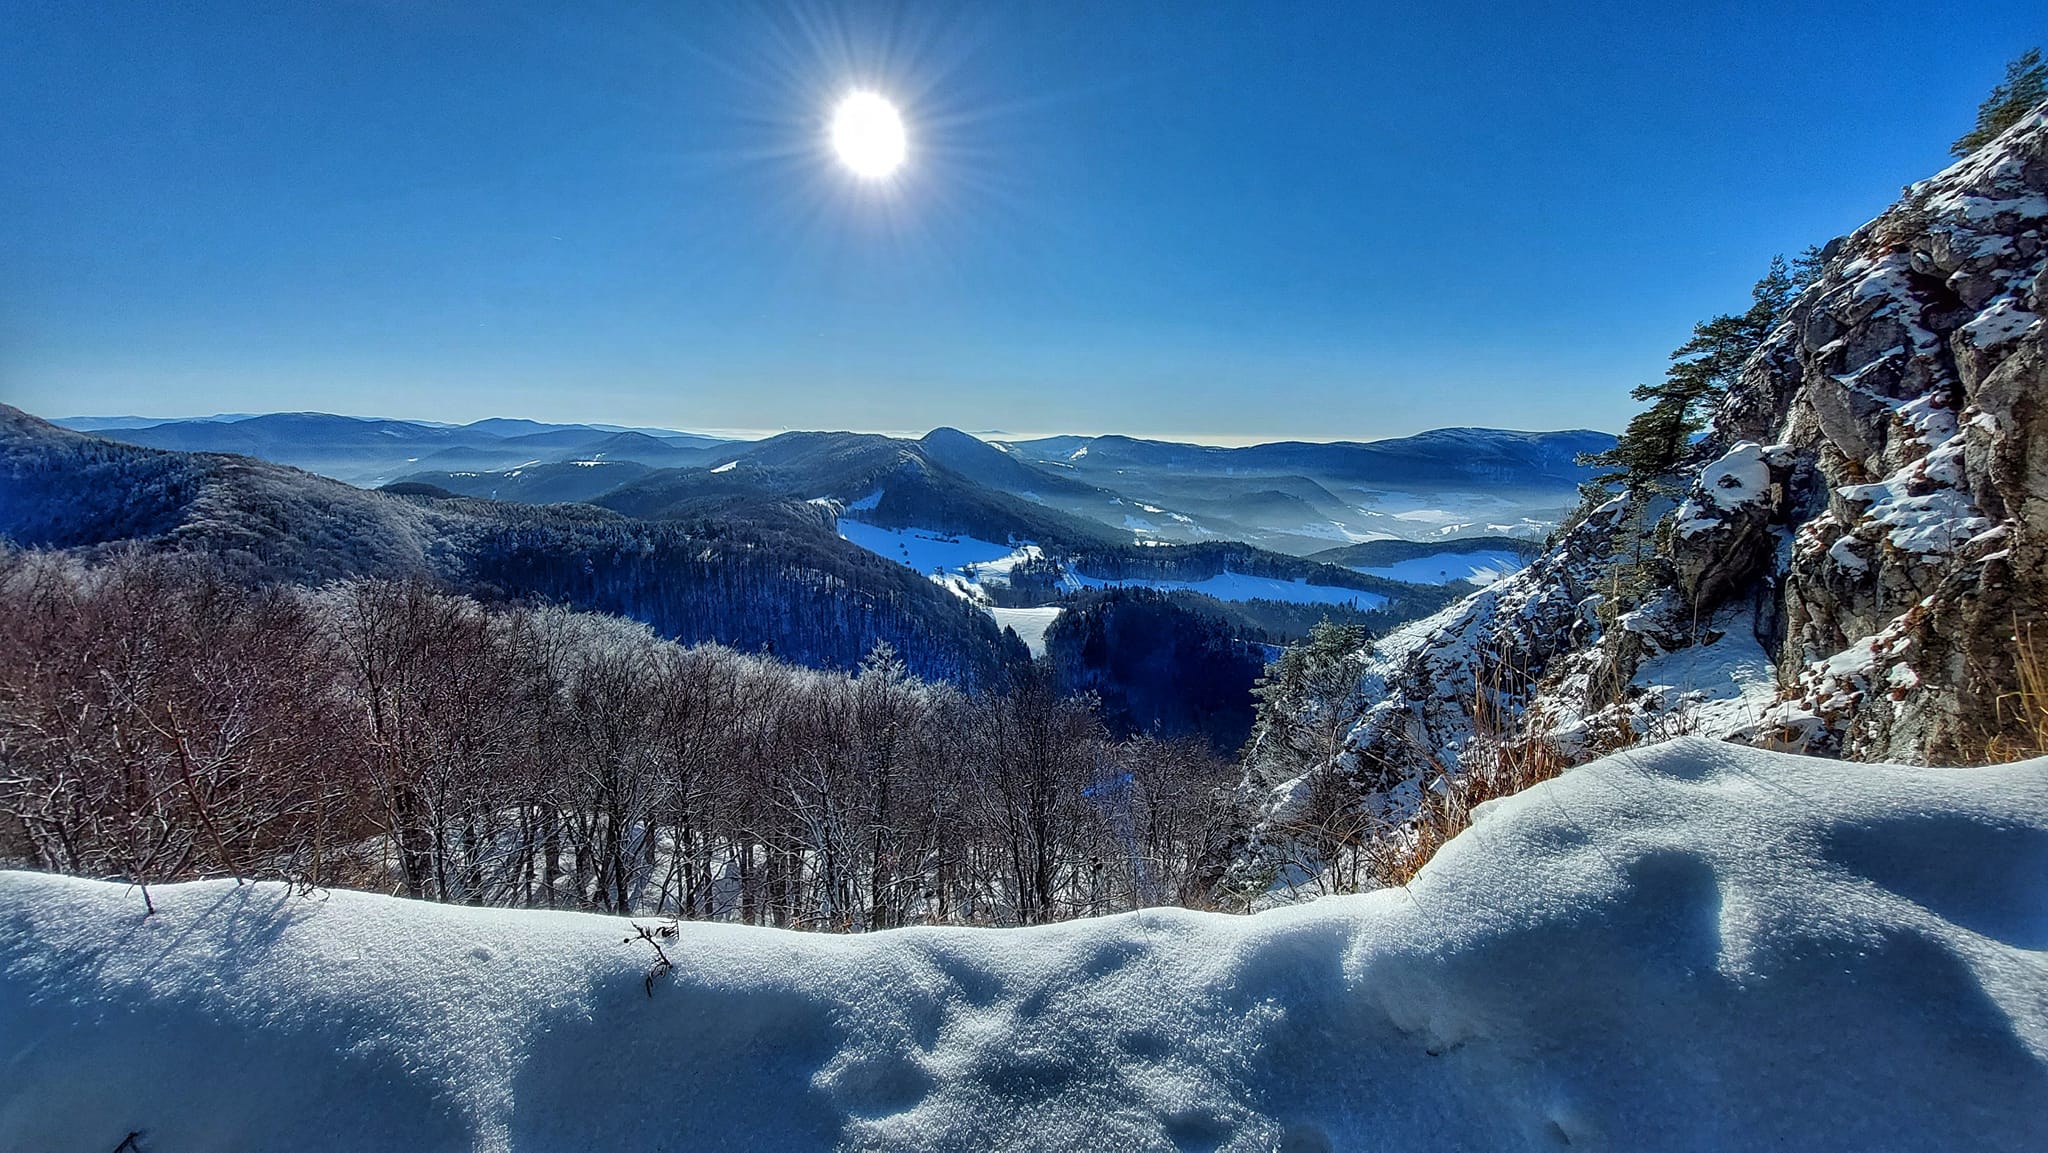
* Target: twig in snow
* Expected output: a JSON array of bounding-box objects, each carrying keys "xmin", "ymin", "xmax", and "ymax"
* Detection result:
[{"xmin": 624, "ymin": 920, "xmax": 679, "ymax": 996}]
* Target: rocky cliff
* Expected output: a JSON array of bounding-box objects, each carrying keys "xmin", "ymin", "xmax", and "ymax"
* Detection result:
[
  {"xmin": 1722, "ymin": 105, "xmax": 2048, "ymax": 761},
  {"xmin": 1281, "ymin": 103, "xmax": 2048, "ymax": 838}
]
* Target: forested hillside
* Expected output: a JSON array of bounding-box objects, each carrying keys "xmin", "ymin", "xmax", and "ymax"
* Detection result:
[
  {"xmin": 0, "ymin": 549, "xmax": 1230, "ymax": 924},
  {"xmin": 0, "ymin": 406, "xmax": 1024, "ymax": 684}
]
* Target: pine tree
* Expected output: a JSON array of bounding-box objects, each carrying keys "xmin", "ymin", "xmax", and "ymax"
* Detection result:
[
  {"xmin": 1250, "ymin": 618, "xmax": 1371, "ymax": 768},
  {"xmin": 1952, "ymin": 48, "xmax": 2047, "ymax": 157},
  {"xmin": 1790, "ymin": 243, "xmax": 1829, "ymax": 290},
  {"xmin": 1579, "ymin": 257, "xmax": 1801, "ymax": 493}
]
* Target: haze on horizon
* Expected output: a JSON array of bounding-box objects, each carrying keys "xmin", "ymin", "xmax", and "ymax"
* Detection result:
[{"xmin": 2, "ymin": 1, "xmax": 2032, "ymax": 440}]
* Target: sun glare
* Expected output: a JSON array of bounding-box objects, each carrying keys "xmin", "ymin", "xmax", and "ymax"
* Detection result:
[{"xmin": 830, "ymin": 91, "xmax": 907, "ymax": 180}]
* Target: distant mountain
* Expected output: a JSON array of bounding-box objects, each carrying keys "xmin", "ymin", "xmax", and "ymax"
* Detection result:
[
  {"xmin": 393, "ymin": 460, "xmax": 658, "ymax": 505},
  {"xmin": 914, "ymin": 427, "xmax": 1104, "ymax": 501},
  {"xmin": 54, "ymin": 412, "xmax": 1615, "ymax": 555},
  {"xmin": 1307, "ymin": 535, "xmax": 1544, "ymax": 568},
  {"xmin": 997, "ymin": 428, "xmax": 1614, "ymax": 488},
  {"xmin": 440, "ymin": 425, "xmax": 1459, "ymax": 630},
  {"xmin": 2, "ymin": 406, "xmax": 1020, "ymax": 685},
  {"xmin": 55, "ymin": 413, "xmax": 734, "ymax": 487},
  {"xmin": 596, "ymin": 430, "xmax": 1130, "ymax": 551},
  {"xmin": 978, "ymin": 429, "xmax": 1611, "ymax": 553},
  {"xmin": 55, "ymin": 412, "xmax": 272, "ymax": 431}
]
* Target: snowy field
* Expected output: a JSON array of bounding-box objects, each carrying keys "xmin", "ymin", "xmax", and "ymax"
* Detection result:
[
  {"xmin": 986, "ymin": 606, "xmax": 1062, "ymax": 657},
  {"xmin": 4, "ymin": 738, "xmax": 2043, "ymax": 1152},
  {"xmin": 1349, "ymin": 549, "xmax": 1525, "ymax": 585},
  {"xmin": 838, "ymin": 520, "xmax": 1389, "ymax": 611},
  {"xmin": 836, "ymin": 521, "xmax": 1031, "ymax": 585},
  {"xmin": 1068, "ymin": 570, "xmax": 1387, "ymax": 609}
]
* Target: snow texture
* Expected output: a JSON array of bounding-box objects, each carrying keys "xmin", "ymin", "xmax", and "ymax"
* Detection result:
[
  {"xmin": 1675, "ymin": 442, "xmax": 1770, "ymax": 536},
  {"xmin": 3, "ymin": 739, "xmax": 2044, "ymax": 1152}
]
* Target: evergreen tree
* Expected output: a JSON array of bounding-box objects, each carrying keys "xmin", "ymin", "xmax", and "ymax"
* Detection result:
[
  {"xmin": 1578, "ymin": 257, "xmax": 1801, "ymax": 494},
  {"xmin": 1952, "ymin": 48, "xmax": 2046, "ymax": 157},
  {"xmin": 1790, "ymin": 243, "xmax": 1829, "ymax": 290},
  {"xmin": 1249, "ymin": 619, "xmax": 1371, "ymax": 770}
]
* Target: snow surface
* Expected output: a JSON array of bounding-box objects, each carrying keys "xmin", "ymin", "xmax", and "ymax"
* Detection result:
[
  {"xmin": 835, "ymin": 521, "xmax": 1038, "ymax": 601},
  {"xmin": 986, "ymin": 605, "xmax": 1062, "ymax": 657},
  {"xmin": 1627, "ymin": 626, "xmax": 1780, "ymax": 738},
  {"xmin": 3, "ymin": 739, "xmax": 2044, "ymax": 1151},
  {"xmin": 1350, "ymin": 550, "xmax": 1525, "ymax": 586}
]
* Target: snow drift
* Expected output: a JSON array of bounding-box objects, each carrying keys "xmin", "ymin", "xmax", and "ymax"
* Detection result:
[{"xmin": 3, "ymin": 738, "xmax": 2044, "ymax": 1152}]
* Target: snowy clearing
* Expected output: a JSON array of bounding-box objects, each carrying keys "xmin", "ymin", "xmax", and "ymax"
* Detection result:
[
  {"xmin": 1068, "ymin": 570, "xmax": 1387, "ymax": 610},
  {"xmin": 3, "ymin": 738, "xmax": 2042, "ymax": 1152},
  {"xmin": 986, "ymin": 605, "xmax": 1062, "ymax": 657},
  {"xmin": 1350, "ymin": 549, "xmax": 1525, "ymax": 586},
  {"xmin": 835, "ymin": 521, "xmax": 1039, "ymax": 600},
  {"xmin": 837, "ymin": 521, "xmax": 1389, "ymax": 612}
]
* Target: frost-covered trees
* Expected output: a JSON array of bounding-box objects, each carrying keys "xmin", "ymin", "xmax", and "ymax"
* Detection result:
[
  {"xmin": 0, "ymin": 550, "xmax": 353, "ymax": 907},
  {"xmin": 0, "ymin": 547, "xmax": 1234, "ymax": 925},
  {"xmin": 1238, "ymin": 620, "xmax": 1380, "ymax": 894},
  {"xmin": 1247, "ymin": 620, "xmax": 1370, "ymax": 778}
]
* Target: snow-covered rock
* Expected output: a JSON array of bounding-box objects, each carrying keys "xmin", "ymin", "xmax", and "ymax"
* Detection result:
[
  {"xmin": 3, "ymin": 738, "xmax": 2045, "ymax": 1152},
  {"xmin": 1715, "ymin": 103, "xmax": 2048, "ymax": 759},
  {"xmin": 1232, "ymin": 105, "xmax": 2048, "ymax": 894}
]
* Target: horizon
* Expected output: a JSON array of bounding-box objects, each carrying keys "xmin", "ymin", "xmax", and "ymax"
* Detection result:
[
  {"xmin": 5, "ymin": 2, "xmax": 2034, "ymax": 439},
  {"xmin": 4, "ymin": 18, "xmax": 2048, "ymax": 1145},
  {"xmin": 43, "ymin": 405, "xmax": 1614, "ymax": 450}
]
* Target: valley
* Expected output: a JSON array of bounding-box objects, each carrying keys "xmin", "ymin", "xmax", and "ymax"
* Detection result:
[
  {"xmin": 5, "ymin": 9, "xmax": 2045, "ymax": 1150},
  {"xmin": 39, "ymin": 409, "xmax": 1564, "ymax": 695}
]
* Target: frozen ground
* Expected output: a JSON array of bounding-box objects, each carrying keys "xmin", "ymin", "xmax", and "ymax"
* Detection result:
[
  {"xmin": 1349, "ymin": 549, "xmax": 1526, "ymax": 585},
  {"xmin": 3, "ymin": 739, "xmax": 2044, "ymax": 1152}
]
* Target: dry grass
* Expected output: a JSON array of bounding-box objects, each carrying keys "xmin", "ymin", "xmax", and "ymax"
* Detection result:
[
  {"xmin": 1368, "ymin": 660, "xmax": 1575, "ymax": 888},
  {"xmin": 1372, "ymin": 737, "xmax": 1570, "ymax": 888},
  {"xmin": 1987, "ymin": 619, "xmax": 2048, "ymax": 761}
]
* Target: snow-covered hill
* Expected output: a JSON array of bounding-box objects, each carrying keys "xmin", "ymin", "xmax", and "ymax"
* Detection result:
[{"xmin": 4, "ymin": 739, "xmax": 2043, "ymax": 1152}]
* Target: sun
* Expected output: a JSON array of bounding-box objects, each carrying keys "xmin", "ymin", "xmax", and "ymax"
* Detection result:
[{"xmin": 830, "ymin": 91, "xmax": 907, "ymax": 180}]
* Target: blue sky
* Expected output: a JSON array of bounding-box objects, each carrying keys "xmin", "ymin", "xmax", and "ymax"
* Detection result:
[{"xmin": 3, "ymin": 2, "xmax": 2039, "ymax": 442}]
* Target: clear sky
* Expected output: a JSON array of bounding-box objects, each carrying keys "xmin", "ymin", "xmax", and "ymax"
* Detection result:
[{"xmin": 3, "ymin": 2, "xmax": 2040, "ymax": 442}]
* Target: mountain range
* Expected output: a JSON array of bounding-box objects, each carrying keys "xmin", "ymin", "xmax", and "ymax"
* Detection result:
[
  {"xmin": 7, "ymin": 405, "xmax": 1492, "ymax": 687},
  {"xmin": 57, "ymin": 413, "xmax": 1614, "ymax": 556}
]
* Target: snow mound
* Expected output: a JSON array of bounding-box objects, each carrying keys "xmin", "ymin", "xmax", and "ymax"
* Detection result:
[
  {"xmin": 4, "ymin": 739, "xmax": 2045, "ymax": 1151},
  {"xmin": 1675, "ymin": 441, "xmax": 1772, "ymax": 535}
]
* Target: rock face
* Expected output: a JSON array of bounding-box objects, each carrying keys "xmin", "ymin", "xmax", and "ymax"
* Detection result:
[
  {"xmin": 1716, "ymin": 106, "xmax": 2048, "ymax": 761},
  {"xmin": 1304, "ymin": 103, "xmax": 2048, "ymax": 815}
]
